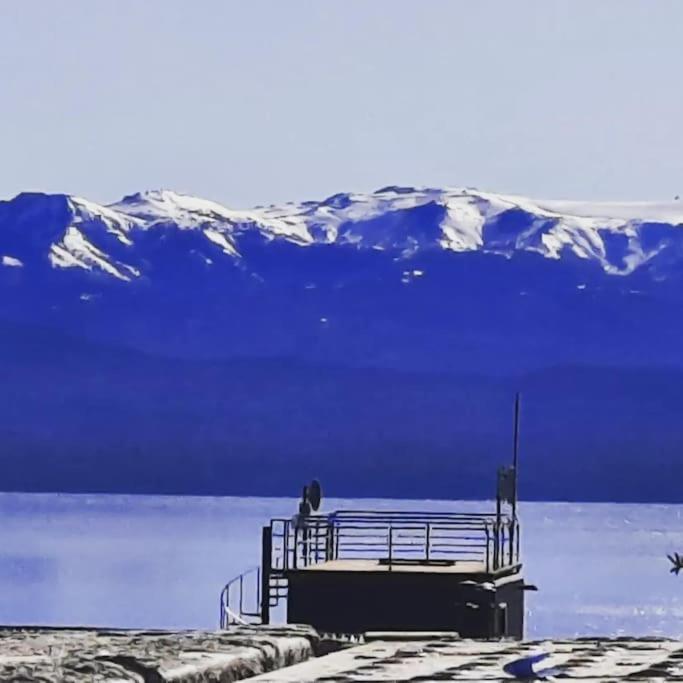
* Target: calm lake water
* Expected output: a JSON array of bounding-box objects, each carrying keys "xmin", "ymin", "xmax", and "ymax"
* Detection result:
[{"xmin": 1, "ymin": 493, "xmax": 683, "ymax": 639}]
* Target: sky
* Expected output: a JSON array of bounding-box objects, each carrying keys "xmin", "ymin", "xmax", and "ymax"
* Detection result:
[{"xmin": 2, "ymin": 1, "xmax": 683, "ymax": 208}]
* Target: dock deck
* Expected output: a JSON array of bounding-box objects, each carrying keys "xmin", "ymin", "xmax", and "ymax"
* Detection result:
[{"xmin": 293, "ymin": 558, "xmax": 520, "ymax": 576}]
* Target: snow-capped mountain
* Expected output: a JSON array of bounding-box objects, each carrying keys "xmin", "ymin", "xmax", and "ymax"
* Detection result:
[
  {"xmin": 4, "ymin": 186, "xmax": 683, "ymax": 282},
  {"xmin": 4, "ymin": 185, "xmax": 683, "ymax": 500},
  {"xmin": 4, "ymin": 181, "xmax": 683, "ymax": 369}
]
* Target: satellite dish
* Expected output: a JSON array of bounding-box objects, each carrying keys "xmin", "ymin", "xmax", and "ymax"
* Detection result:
[{"xmin": 308, "ymin": 479, "xmax": 322, "ymax": 511}]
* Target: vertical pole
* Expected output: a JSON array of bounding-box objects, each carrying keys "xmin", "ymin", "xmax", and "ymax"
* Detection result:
[
  {"xmin": 509, "ymin": 392, "xmax": 521, "ymax": 566},
  {"xmin": 292, "ymin": 525, "xmax": 298, "ymax": 570},
  {"xmin": 388, "ymin": 525, "xmax": 393, "ymax": 572},
  {"xmin": 512, "ymin": 392, "xmax": 521, "ymax": 521},
  {"xmin": 260, "ymin": 526, "xmax": 271, "ymax": 625},
  {"xmin": 256, "ymin": 567, "xmax": 261, "ymax": 614},
  {"xmin": 495, "ymin": 492, "xmax": 501, "ymax": 570},
  {"xmin": 425, "ymin": 522, "xmax": 431, "ymax": 562},
  {"xmin": 305, "ymin": 526, "xmax": 310, "ymax": 566}
]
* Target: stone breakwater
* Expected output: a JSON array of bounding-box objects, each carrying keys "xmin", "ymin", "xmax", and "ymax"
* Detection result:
[
  {"xmin": 6, "ymin": 628, "xmax": 683, "ymax": 681},
  {"xmin": 0, "ymin": 625, "xmax": 317, "ymax": 682}
]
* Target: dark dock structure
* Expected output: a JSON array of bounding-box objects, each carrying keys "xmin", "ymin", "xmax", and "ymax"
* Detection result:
[
  {"xmin": 284, "ymin": 509, "xmax": 525, "ymax": 637},
  {"xmin": 221, "ymin": 397, "xmax": 531, "ymax": 638}
]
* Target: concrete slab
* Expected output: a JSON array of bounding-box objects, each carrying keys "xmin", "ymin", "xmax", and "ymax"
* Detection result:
[{"xmin": 249, "ymin": 636, "xmax": 683, "ymax": 681}]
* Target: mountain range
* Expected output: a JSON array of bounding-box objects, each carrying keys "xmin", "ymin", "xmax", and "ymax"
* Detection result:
[{"xmin": 2, "ymin": 185, "xmax": 683, "ymax": 501}]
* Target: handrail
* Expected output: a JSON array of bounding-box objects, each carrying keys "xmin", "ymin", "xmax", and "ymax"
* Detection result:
[
  {"xmin": 266, "ymin": 509, "xmax": 520, "ymax": 574},
  {"xmin": 219, "ymin": 565, "xmax": 261, "ymax": 628}
]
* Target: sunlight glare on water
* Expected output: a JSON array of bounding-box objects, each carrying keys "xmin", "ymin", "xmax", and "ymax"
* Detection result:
[{"xmin": 1, "ymin": 493, "xmax": 682, "ymax": 639}]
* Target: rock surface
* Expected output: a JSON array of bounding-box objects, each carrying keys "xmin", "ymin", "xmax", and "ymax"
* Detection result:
[
  {"xmin": 0, "ymin": 625, "xmax": 317, "ymax": 682},
  {"xmin": 7, "ymin": 628, "xmax": 683, "ymax": 681}
]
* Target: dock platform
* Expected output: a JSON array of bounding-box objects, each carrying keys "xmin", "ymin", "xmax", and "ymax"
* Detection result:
[
  {"xmin": 221, "ymin": 467, "xmax": 526, "ymax": 638},
  {"xmin": 292, "ymin": 558, "xmax": 519, "ymax": 575}
]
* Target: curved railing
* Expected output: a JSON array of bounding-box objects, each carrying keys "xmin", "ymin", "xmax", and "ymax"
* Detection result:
[{"xmin": 219, "ymin": 565, "xmax": 261, "ymax": 628}]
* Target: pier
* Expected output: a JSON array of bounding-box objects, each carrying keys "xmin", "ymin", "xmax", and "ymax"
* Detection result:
[
  {"xmin": 221, "ymin": 397, "xmax": 527, "ymax": 638},
  {"xmin": 282, "ymin": 509, "xmax": 526, "ymax": 638},
  {"xmin": 221, "ymin": 469, "xmax": 527, "ymax": 638}
]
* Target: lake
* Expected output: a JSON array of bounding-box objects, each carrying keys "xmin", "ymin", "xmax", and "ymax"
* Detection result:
[{"xmin": 1, "ymin": 493, "xmax": 683, "ymax": 639}]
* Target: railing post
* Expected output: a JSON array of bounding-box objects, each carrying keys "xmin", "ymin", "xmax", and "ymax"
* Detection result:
[
  {"xmin": 313, "ymin": 523, "xmax": 319, "ymax": 564},
  {"xmin": 388, "ymin": 525, "xmax": 393, "ymax": 571},
  {"xmin": 485, "ymin": 523, "xmax": 490, "ymax": 572},
  {"xmin": 327, "ymin": 520, "xmax": 335, "ymax": 561},
  {"xmin": 493, "ymin": 520, "xmax": 499, "ymax": 570},
  {"xmin": 292, "ymin": 524, "xmax": 298, "ymax": 570},
  {"xmin": 510, "ymin": 519, "xmax": 517, "ymax": 564},
  {"xmin": 302, "ymin": 523, "xmax": 308, "ymax": 567},
  {"xmin": 260, "ymin": 526, "xmax": 271, "ymax": 625},
  {"xmin": 503, "ymin": 522, "xmax": 508, "ymax": 567},
  {"xmin": 256, "ymin": 567, "xmax": 261, "ymax": 613},
  {"xmin": 425, "ymin": 522, "xmax": 431, "ymax": 562}
]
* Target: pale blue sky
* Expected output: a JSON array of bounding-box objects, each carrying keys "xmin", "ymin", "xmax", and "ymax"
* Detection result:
[{"xmin": 2, "ymin": 1, "xmax": 683, "ymax": 207}]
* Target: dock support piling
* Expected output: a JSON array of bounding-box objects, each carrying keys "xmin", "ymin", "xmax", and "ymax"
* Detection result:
[{"xmin": 260, "ymin": 526, "xmax": 272, "ymax": 625}]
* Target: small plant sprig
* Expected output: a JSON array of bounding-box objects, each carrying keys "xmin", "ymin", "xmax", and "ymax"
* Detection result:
[{"xmin": 668, "ymin": 552, "xmax": 683, "ymax": 575}]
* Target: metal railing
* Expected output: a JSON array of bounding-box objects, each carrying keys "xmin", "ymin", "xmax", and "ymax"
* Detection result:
[
  {"xmin": 268, "ymin": 509, "xmax": 519, "ymax": 574},
  {"xmin": 220, "ymin": 509, "xmax": 520, "ymax": 627},
  {"xmin": 219, "ymin": 566, "xmax": 261, "ymax": 628}
]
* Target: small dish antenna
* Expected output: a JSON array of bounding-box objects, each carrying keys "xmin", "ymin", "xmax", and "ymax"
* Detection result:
[
  {"xmin": 297, "ymin": 479, "xmax": 323, "ymax": 518},
  {"xmin": 308, "ymin": 479, "xmax": 322, "ymax": 512}
]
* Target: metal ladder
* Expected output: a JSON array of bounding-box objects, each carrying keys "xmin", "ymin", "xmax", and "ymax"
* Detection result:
[{"xmin": 219, "ymin": 518, "xmax": 328, "ymax": 627}]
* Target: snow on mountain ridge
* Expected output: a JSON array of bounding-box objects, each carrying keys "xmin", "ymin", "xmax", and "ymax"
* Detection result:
[{"xmin": 3, "ymin": 186, "xmax": 683, "ymax": 280}]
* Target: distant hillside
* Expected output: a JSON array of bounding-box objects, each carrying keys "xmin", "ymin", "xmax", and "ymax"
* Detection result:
[
  {"xmin": 2, "ymin": 186, "xmax": 683, "ymax": 501},
  {"xmin": 1, "ymin": 320, "xmax": 682, "ymax": 502}
]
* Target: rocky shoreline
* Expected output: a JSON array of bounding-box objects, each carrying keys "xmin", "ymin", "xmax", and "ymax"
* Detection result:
[{"xmin": 0, "ymin": 625, "xmax": 317, "ymax": 682}]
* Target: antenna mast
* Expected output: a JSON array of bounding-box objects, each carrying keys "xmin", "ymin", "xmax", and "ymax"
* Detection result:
[{"xmin": 512, "ymin": 392, "xmax": 521, "ymax": 520}]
